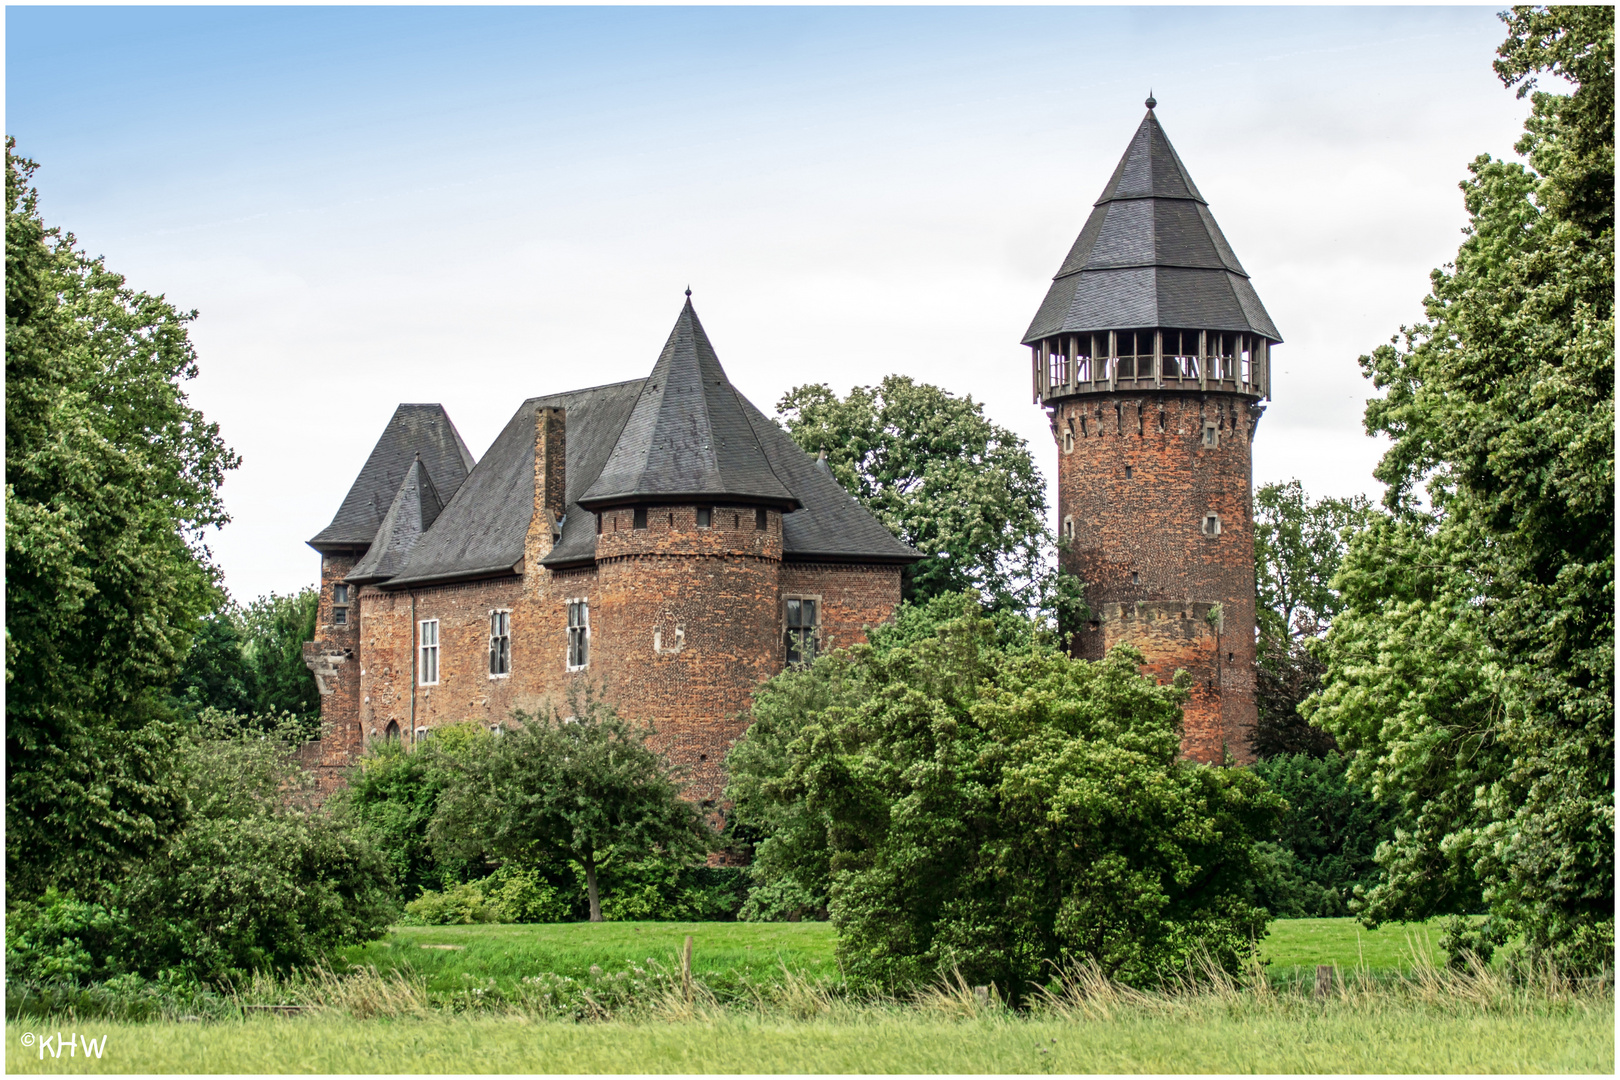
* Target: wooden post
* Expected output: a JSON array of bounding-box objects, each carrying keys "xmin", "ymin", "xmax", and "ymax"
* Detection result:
[
  {"xmin": 1315, "ymin": 964, "xmax": 1334, "ymax": 999},
  {"xmin": 682, "ymin": 935, "xmax": 694, "ymax": 999}
]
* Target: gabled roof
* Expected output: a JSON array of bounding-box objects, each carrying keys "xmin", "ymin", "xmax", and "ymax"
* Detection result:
[
  {"xmin": 578, "ymin": 299, "xmax": 799, "ymax": 511},
  {"xmin": 1024, "ymin": 104, "xmax": 1281, "ymax": 344},
  {"xmin": 346, "ymin": 457, "xmax": 444, "ymax": 584},
  {"xmin": 308, "ymin": 404, "xmax": 474, "ymax": 552},
  {"xmin": 386, "ymin": 380, "xmax": 646, "ymax": 587},
  {"xmin": 348, "ymin": 301, "xmax": 918, "ymax": 588}
]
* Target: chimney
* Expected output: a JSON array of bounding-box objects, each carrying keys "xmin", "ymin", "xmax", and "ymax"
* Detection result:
[{"xmin": 531, "ymin": 406, "xmax": 567, "ymax": 562}]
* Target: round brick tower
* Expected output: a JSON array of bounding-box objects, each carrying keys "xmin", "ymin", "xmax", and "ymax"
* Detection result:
[
  {"xmin": 578, "ymin": 297, "xmax": 801, "ymax": 802},
  {"xmin": 1024, "ymin": 98, "xmax": 1281, "ymax": 764}
]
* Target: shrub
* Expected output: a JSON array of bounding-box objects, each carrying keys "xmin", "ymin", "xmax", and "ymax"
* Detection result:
[
  {"xmin": 1248, "ymin": 752, "xmax": 1397, "ymax": 918},
  {"xmin": 728, "ymin": 603, "xmax": 1282, "ymax": 992},
  {"xmin": 5, "ymin": 890, "xmax": 126, "ymax": 985},
  {"xmin": 401, "ymin": 882, "xmax": 505, "ymax": 926}
]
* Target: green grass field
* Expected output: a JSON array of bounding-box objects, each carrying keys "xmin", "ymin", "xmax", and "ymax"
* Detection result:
[
  {"xmin": 338, "ymin": 916, "xmax": 1442, "ymax": 996},
  {"xmin": 10, "ymin": 918, "xmax": 1607, "ymax": 1074},
  {"xmin": 7, "ymin": 1000, "xmax": 1609, "ymax": 1073},
  {"xmin": 342, "ymin": 921, "xmax": 841, "ymax": 993}
]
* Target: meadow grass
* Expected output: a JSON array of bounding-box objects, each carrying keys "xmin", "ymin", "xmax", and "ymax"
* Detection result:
[
  {"xmin": 7, "ymin": 977, "xmax": 1609, "ymax": 1074},
  {"xmin": 341, "ymin": 921, "xmax": 839, "ymax": 994},
  {"xmin": 338, "ymin": 915, "xmax": 1441, "ymax": 998}
]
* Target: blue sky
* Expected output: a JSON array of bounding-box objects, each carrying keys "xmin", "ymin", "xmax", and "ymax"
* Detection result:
[{"xmin": 8, "ymin": 6, "xmax": 1533, "ymax": 602}]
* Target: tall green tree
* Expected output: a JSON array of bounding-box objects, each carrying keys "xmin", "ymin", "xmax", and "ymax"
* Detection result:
[
  {"xmin": 728, "ymin": 602, "xmax": 1281, "ymax": 991},
  {"xmin": 239, "ymin": 588, "xmax": 321, "ymax": 726},
  {"xmin": 1251, "ymin": 481, "xmax": 1370, "ymax": 758},
  {"xmin": 776, "ymin": 377, "xmax": 1049, "ymax": 607},
  {"xmin": 430, "ymin": 698, "xmax": 713, "ymax": 922},
  {"xmin": 6, "ymin": 141, "xmax": 239, "ymax": 900},
  {"xmin": 1307, "ymin": 8, "xmax": 1613, "ymax": 971}
]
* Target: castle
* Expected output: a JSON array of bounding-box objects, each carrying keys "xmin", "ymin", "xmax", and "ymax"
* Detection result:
[
  {"xmin": 1025, "ymin": 97, "xmax": 1279, "ymax": 763},
  {"xmin": 300, "ymin": 99, "xmax": 1277, "ymax": 789},
  {"xmin": 298, "ymin": 299, "xmax": 918, "ymax": 800}
]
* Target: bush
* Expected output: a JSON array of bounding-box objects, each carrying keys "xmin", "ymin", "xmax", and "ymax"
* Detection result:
[
  {"xmin": 7, "ymin": 714, "xmax": 396, "ymax": 985},
  {"xmin": 728, "ymin": 602, "xmax": 1282, "ymax": 992},
  {"xmin": 1248, "ymin": 752, "xmax": 1397, "ymax": 918}
]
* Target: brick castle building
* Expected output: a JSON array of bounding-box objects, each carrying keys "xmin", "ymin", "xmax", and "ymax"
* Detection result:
[
  {"xmin": 1024, "ymin": 97, "xmax": 1281, "ymax": 764},
  {"xmin": 299, "ymin": 298, "xmax": 918, "ymax": 798}
]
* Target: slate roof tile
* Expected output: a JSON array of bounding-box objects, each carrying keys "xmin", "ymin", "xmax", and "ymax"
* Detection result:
[{"xmin": 1023, "ymin": 106, "xmax": 1280, "ymax": 345}]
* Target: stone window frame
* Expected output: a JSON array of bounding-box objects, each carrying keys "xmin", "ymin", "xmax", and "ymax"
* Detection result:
[
  {"xmin": 1202, "ymin": 422, "xmax": 1219, "ymax": 449},
  {"xmin": 566, "ymin": 598, "xmax": 590, "ymax": 671},
  {"xmin": 1201, "ymin": 511, "xmax": 1223, "ymax": 538},
  {"xmin": 418, "ymin": 619, "xmax": 440, "ymax": 686},
  {"xmin": 488, "ymin": 609, "xmax": 512, "ymax": 679},
  {"xmin": 332, "ymin": 582, "xmax": 351, "ymax": 625},
  {"xmin": 1062, "ymin": 426, "xmax": 1075, "ymax": 454},
  {"xmin": 1062, "ymin": 515, "xmax": 1075, "ymax": 541},
  {"xmin": 784, "ymin": 594, "xmax": 822, "ymax": 666}
]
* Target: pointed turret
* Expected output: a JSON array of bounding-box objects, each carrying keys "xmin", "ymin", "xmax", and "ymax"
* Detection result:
[
  {"xmin": 579, "ymin": 298, "xmax": 799, "ymax": 511},
  {"xmin": 1025, "ymin": 100, "xmax": 1280, "ymax": 404},
  {"xmin": 346, "ymin": 456, "xmax": 444, "ymax": 584},
  {"xmin": 308, "ymin": 404, "xmax": 474, "ymax": 552}
]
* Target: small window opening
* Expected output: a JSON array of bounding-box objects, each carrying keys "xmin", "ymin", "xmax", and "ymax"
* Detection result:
[
  {"xmin": 415, "ymin": 726, "xmax": 429, "ymax": 742},
  {"xmin": 1202, "ymin": 512, "xmax": 1223, "ymax": 538},
  {"xmin": 1062, "ymin": 516, "xmax": 1075, "ymax": 540},
  {"xmin": 733, "ymin": 513, "xmax": 740, "ymax": 529},
  {"xmin": 785, "ymin": 598, "xmax": 819, "ymax": 665},
  {"xmin": 697, "ymin": 507, "xmax": 712, "ymax": 528},
  {"xmin": 332, "ymin": 583, "xmax": 350, "ymax": 625},
  {"xmin": 1062, "ymin": 429, "xmax": 1074, "ymax": 453},
  {"xmin": 1203, "ymin": 423, "xmax": 1219, "ymax": 449},
  {"xmin": 755, "ymin": 508, "xmax": 767, "ymax": 531},
  {"xmin": 595, "ymin": 513, "xmax": 602, "ymax": 535},
  {"xmin": 1228, "ymin": 652, "xmax": 1235, "ymax": 663},
  {"xmin": 633, "ymin": 507, "xmax": 648, "ymax": 529},
  {"xmin": 567, "ymin": 600, "xmax": 590, "ymax": 670},
  {"xmin": 1124, "ymin": 465, "xmax": 1133, "ymax": 479},
  {"xmin": 489, "ymin": 610, "xmax": 511, "ymax": 676},
  {"xmin": 418, "ymin": 619, "xmax": 439, "ymax": 685},
  {"xmin": 699, "ymin": 754, "xmax": 708, "ymax": 762},
  {"xmin": 1131, "ymin": 571, "xmax": 1140, "ymax": 585},
  {"xmin": 668, "ymin": 512, "xmax": 674, "ymax": 527}
]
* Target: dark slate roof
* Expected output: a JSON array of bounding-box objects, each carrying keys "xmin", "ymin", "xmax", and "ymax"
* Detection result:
[
  {"xmin": 346, "ymin": 457, "xmax": 444, "ymax": 584},
  {"xmin": 356, "ymin": 303, "xmax": 918, "ymax": 587},
  {"xmin": 308, "ymin": 404, "xmax": 474, "ymax": 551},
  {"xmin": 578, "ymin": 299, "xmax": 799, "ymax": 511},
  {"xmin": 1024, "ymin": 106, "xmax": 1281, "ymax": 344},
  {"xmin": 385, "ymin": 380, "xmax": 646, "ymax": 587}
]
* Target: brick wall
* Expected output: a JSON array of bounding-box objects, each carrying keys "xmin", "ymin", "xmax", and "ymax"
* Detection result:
[
  {"xmin": 303, "ymin": 497, "xmax": 906, "ymax": 801},
  {"xmin": 300, "ymin": 551, "xmax": 365, "ymax": 793},
  {"xmin": 1056, "ymin": 391, "xmax": 1261, "ymax": 763}
]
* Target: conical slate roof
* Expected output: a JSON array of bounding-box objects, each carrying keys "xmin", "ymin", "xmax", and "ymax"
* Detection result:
[
  {"xmin": 347, "ymin": 457, "xmax": 444, "ymax": 584},
  {"xmin": 308, "ymin": 404, "xmax": 474, "ymax": 551},
  {"xmin": 578, "ymin": 299, "xmax": 800, "ymax": 511},
  {"xmin": 1024, "ymin": 103, "xmax": 1281, "ymax": 344}
]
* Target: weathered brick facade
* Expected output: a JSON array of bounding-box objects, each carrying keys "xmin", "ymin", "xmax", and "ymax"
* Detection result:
[
  {"xmin": 301, "ymin": 301, "xmax": 916, "ymax": 803},
  {"xmin": 1055, "ymin": 393, "xmax": 1262, "ymax": 762}
]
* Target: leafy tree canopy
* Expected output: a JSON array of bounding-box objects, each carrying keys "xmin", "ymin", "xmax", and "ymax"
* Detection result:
[
  {"xmin": 1251, "ymin": 481, "xmax": 1370, "ymax": 758},
  {"xmin": 1307, "ymin": 7, "xmax": 1613, "ymax": 972},
  {"xmin": 776, "ymin": 377, "xmax": 1050, "ymax": 608},
  {"xmin": 727, "ymin": 601, "xmax": 1281, "ymax": 992},
  {"xmin": 6, "ymin": 140, "xmax": 239, "ymax": 900},
  {"xmin": 430, "ymin": 696, "xmax": 714, "ymax": 922}
]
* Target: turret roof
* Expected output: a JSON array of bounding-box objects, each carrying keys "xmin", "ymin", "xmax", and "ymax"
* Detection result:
[
  {"xmin": 579, "ymin": 299, "xmax": 799, "ymax": 511},
  {"xmin": 308, "ymin": 404, "xmax": 474, "ymax": 551},
  {"xmin": 346, "ymin": 456, "xmax": 444, "ymax": 584},
  {"xmin": 1023, "ymin": 104, "xmax": 1281, "ymax": 344}
]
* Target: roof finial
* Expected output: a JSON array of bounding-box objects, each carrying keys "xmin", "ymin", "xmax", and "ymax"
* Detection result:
[
  {"xmin": 1145, "ymin": 90, "xmax": 1156, "ymax": 112},
  {"xmin": 685, "ymin": 285, "xmax": 692, "ymax": 299}
]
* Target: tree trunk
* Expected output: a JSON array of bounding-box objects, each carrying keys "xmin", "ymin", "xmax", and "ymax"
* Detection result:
[{"xmin": 585, "ymin": 855, "xmax": 602, "ymax": 922}]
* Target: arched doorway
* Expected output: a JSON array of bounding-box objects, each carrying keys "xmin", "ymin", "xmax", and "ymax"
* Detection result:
[{"xmin": 384, "ymin": 720, "xmax": 400, "ymax": 742}]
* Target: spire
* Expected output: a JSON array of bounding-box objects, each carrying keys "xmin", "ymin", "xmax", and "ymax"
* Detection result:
[
  {"xmin": 579, "ymin": 298, "xmax": 799, "ymax": 511},
  {"xmin": 346, "ymin": 456, "xmax": 445, "ymax": 583},
  {"xmin": 1023, "ymin": 107, "xmax": 1280, "ymax": 345}
]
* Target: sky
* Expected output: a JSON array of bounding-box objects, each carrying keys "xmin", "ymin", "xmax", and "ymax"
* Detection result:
[{"xmin": 7, "ymin": 5, "xmax": 1536, "ymax": 603}]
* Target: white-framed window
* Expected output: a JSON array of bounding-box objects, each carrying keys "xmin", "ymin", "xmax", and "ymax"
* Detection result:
[
  {"xmin": 1202, "ymin": 422, "xmax": 1219, "ymax": 449},
  {"xmin": 332, "ymin": 582, "xmax": 350, "ymax": 625},
  {"xmin": 1062, "ymin": 428, "xmax": 1075, "ymax": 454},
  {"xmin": 1062, "ymin": 515, "xmax": 1075, "ymax": 541},
  {"xmin": 489, "ymin": 610, "xmax": 511, "ymax": 677},
  {"xmin": 418, "ymin": 619, "xmax": 439, "ymax": 685},
  {"xmin": 1202, "ymin": 512, "xmax": 1223, "ymax": 538},
  {"xmin": 785, "ymin": 597, "xmax": 820, "ymax": 665},
  {"xmin": 567, "ymin": 600, "xmax": 589, "ymax": 670}
]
